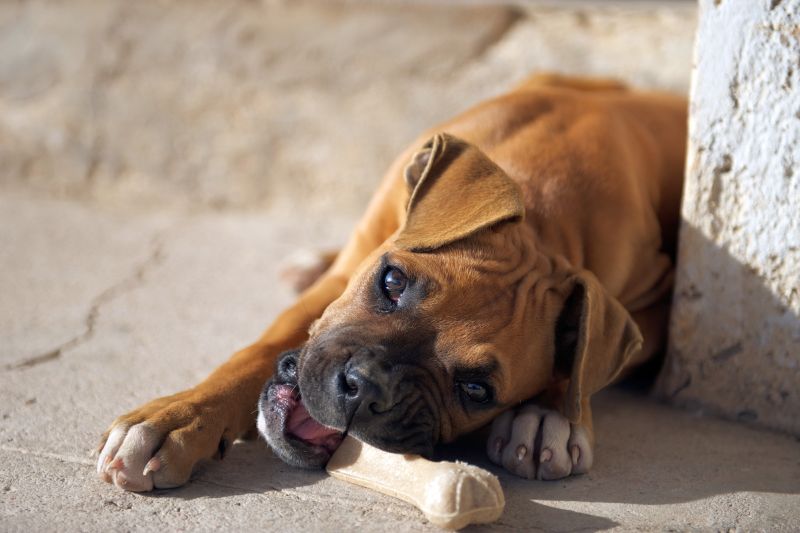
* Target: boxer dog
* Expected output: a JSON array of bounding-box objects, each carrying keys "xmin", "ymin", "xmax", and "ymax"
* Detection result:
[{"xmin": 97, "ymin": 74, "xmax": 686, "ymax": 491}]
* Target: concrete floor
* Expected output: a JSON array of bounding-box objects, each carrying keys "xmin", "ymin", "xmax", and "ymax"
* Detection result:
[
  {"xmin": 2, "ymin": 191, "xmax": 799, "ymax": 531},
  {"xmin": 1, "ymin": 1, "xmax": 799, "ymax": 530}
]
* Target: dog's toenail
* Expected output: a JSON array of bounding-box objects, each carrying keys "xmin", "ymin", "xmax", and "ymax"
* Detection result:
[
  {"xmin": 143, "ymin": 457, "xmax": 161, "ymax": 477},
  {"xmin": 570, "ymin": 445, "xmax": 580, "ymax": 466},
  {"xmin": 540, "ymin": 448, "xmax": 552, "ymax": 463},
  {"xmin": 516, "ymin": 445, "xmax": 527, "ymax": 461},
  {"xmin": 98, "ymin": 455, "xmax": 112, "ymax": 473},
  {"xmin": 493, "ymin": 438, "xmax": 505, "ymax": 456}
]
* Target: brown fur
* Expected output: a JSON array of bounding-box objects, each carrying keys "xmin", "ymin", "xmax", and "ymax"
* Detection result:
[{"xmin": 98, "ymin": 74, "xmax": 686, "ymax": 490}]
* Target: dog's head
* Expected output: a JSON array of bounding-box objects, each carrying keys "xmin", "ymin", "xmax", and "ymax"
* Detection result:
[{"xmin": 259, "ymin": 134, "xmax": 642, "ymax": 467}]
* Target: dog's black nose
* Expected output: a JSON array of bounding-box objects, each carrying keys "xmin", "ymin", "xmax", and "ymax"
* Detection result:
[{"xmin": 339, "ymin": 366, "xmax": 385, "ymax": 420}]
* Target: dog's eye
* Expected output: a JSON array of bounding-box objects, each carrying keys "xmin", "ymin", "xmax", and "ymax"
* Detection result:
[
  {"xmin": 458, "ymin": 382, "xmax": 490, "ymax": 403},
  {"xmin": 382, "ymin": 267, "xmax": 407, "ymax": 302}
]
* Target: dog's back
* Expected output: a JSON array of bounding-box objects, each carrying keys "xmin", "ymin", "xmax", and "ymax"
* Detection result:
[{"xmin": 438, "ymin": 75, "xmax": 687, "ymax": 312}]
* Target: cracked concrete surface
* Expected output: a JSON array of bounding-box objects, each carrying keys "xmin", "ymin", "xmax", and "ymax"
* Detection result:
[
  {"xmin": 6, "ymin": 228, "xmax": 168, "ymax": 371},
  {"xmin": 1, "ymin": 1, "xmax": 799, "ymax": 531},
  {"xmin": 0, "ymin": 193, "xmax": 174, "ymax": 369}
]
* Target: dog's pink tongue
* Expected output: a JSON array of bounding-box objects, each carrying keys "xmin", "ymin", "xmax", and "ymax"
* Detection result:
[{"xmin": 287, "ymin": 401, "xmax": 342, "ymax": 450}]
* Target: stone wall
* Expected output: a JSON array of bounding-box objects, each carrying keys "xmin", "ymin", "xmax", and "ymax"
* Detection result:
[
  {"xmin": 657, "ymin": 0, "xmax": 800, "ymax": 434},
  {"xmin": 0, "ymin": 1, "xmax": 696, "ymax": 215}
]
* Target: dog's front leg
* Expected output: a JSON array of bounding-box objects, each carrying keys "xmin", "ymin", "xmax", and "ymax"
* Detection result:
[
  {"xmin": 485, "ymin": 387, "xmax": 594, "ymax": 481},
  {"xmin": 95, "ymin": 274, "xmax": 348, "ymax": 491},
  {"xmin": 93, "ymin": 136, "xmax": 431, "ymax": 491}
]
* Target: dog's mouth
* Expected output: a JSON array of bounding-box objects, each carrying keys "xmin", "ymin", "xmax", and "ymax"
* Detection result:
[
  {"xmin": 258, "ymin": 346, "xmax": 441, "ymax": 467},
  {"xmin": 257, "ymin": 352, "xmax": 345, "ymax": 469},
  {"xmin": 273, "ymin": 383, "xmax": 344, "ymax": 454}
]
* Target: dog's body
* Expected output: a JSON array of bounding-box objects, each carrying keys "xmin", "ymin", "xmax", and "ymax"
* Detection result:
[{"xmin": 97, "ymin": 74, "xmax": 687, "ymax": 491}]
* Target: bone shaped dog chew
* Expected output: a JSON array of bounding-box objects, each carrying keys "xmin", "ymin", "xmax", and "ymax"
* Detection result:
[{"xmin": 326, "ymin": 436, "xmax": 505, "ymax": 530}]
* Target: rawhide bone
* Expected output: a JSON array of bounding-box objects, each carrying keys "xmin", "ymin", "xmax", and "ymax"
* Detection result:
[{"xmin": 326, "ymin": 436, "xmax": 505, "ymax": 530}]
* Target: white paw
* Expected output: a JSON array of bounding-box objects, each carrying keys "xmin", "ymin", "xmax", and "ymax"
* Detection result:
[
  {"xmin": 97, "ymin": 424, "xmax": 161, "ymax": 491},
  {"xmin": 98, "ymin": 394, "xmax": 227, "ymax": 492},
  {"xmin": 486, "ymin": 404, "xmax": 593, "ymax": 480}
]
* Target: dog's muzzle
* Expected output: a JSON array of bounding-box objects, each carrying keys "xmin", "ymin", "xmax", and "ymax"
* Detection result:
[
  {"xmin": 299, "ymin": 337, "xmax": 440, "ymax": 458},
  {"xmin": 256, "ymin": 350, "xmax": 344, "ymax": 468},
  {"xmin": 258, "ymin": 338, "xmax": 441, "ymax": 468}
]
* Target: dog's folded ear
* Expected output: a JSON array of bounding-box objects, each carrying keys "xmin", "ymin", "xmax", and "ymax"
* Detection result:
[
  {"xmin": 554, "ymin": 270, "xmax": 643, "ymax": 423},
  {"xmin": 396, "ymin": 133, "xmax": 525, "ymax": 252}
]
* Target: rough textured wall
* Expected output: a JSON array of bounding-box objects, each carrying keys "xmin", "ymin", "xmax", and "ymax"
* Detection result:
[
  {"xmin": 0, "ymin": 1, "xmax": 696, "ymax": 215},
  {"xmin": 657, "ymin": 0, "xmax": 800, "ymax": 434}
]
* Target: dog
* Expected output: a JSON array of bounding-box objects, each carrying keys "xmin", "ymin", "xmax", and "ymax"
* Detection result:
[{"xmin": 96, "ymin": 74, "xmax": 687, "ymax": 491}]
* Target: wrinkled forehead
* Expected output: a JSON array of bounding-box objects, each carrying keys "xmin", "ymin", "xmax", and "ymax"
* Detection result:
[{"xmin": 385, "ymin": 245, "xmax": 517, "ymax": 313}]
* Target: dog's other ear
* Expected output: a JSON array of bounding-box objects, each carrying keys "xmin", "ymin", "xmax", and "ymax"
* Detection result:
[
  {"xmin": 554, "ymin": 270, "xmax": 643, "ymax": 423},
  {"xmin": 396, "ymin": 133, "xmax": 524, "ymax": 252}
]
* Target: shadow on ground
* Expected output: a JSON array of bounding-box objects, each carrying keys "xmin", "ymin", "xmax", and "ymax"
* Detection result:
[{"xmin": 152, "ymin": 388, "xmax": 798, "ymax": 531}]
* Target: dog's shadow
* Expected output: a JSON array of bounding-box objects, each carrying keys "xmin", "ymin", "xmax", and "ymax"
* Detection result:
[
  {"xmin": 151, "ymin": 383, "xmax": 798, "ymax": 531},
  {"xmin": 155, "ymin": 437, "xmax": 617, "ymax": 531}
]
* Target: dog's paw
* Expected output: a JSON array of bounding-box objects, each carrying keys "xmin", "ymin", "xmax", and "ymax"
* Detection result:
[
  {"xmin": 486, "ymin": 404, "xmax": 593, "ymax": 480},
  {"xmin": 96, "ymin": 392, "xmax": 229, "ymax": 492}
]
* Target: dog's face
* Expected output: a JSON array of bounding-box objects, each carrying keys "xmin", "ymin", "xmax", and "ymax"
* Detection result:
[
  {"xmin": 297, "ymin": 233, "xmax": 557, "ymax": 456},
  {"xmin": 258, "ymin": 134, "xmax": 641, "ymax": 467}
]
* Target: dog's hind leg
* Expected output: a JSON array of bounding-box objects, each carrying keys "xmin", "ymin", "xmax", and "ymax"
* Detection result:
[{"xmin": 280, "ymin": 249, "xmax": 339, "ymax": 294}]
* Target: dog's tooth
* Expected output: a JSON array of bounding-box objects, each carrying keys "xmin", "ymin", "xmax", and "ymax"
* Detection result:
[
  {"xmin": 540, "ymin": 448, "xmax": 552, "ymax": 463},
  {"xmin": 515, "ymin": 445, "xmax": 527, "ymax": 461}
]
